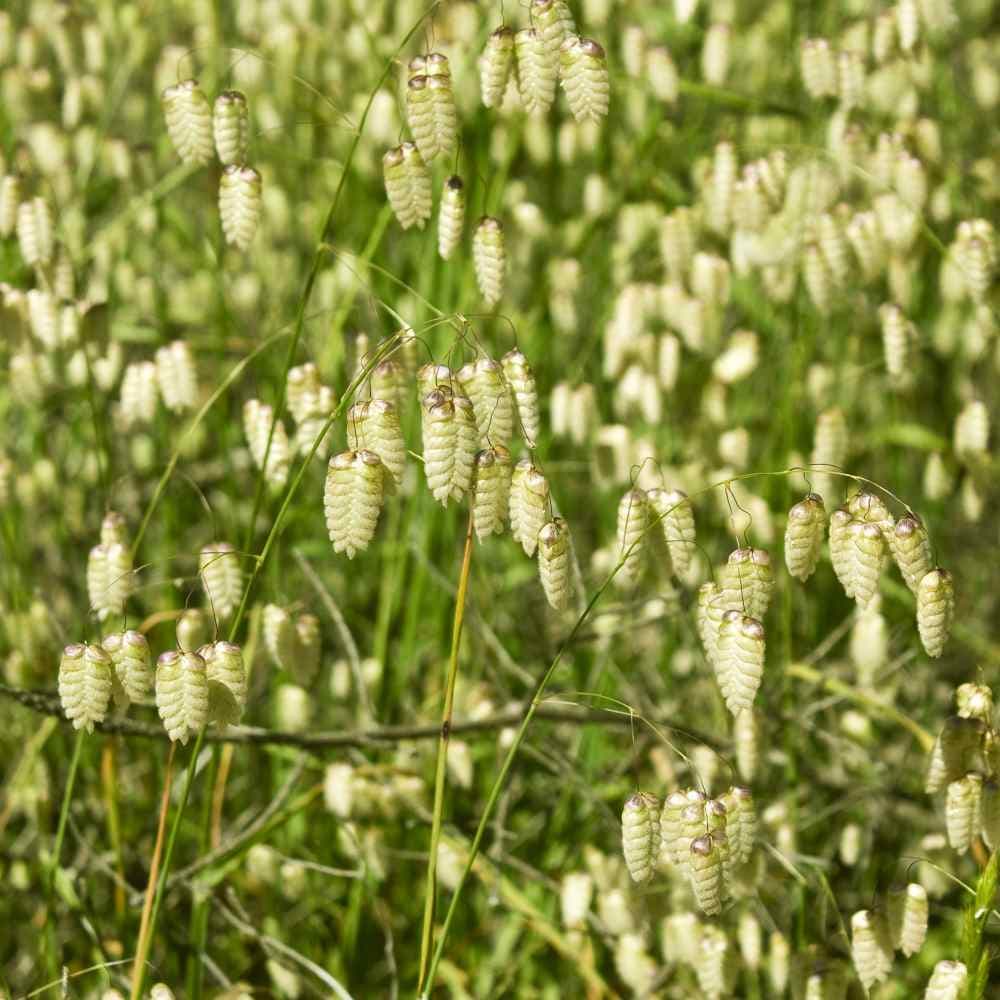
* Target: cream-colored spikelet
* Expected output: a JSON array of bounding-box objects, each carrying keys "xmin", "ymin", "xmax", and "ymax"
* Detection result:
[
  {"xmin": 199, "ymin": 542, "xmax": 243, "ymax": 620},
  {"xmin": 810, "ymin": 406, "xmax": 848, "ymax": 502},
  {"xmin": 917, "ymin": 568, "xmax": 953, "ymax": 657},
  {"xmin": 119, "ymin": 361, "xmax": 159, "ymax": 427},
  {"xmin": 716, "ymin": 612, "xmax": 765, "ymax": 715},
  {"xmin": 957, "ymin": 683, "xmax": 993, "ymax": 722},
  {"xmin": 417, "ymin": 363, "xmax": 456, "ymax": 397},
  {"xmin": 383, "ymin": 143, "xmax": 432, "ymax": 230},
  {"xmin": 219, "ymin": 165, "xmax": 261, "ymax": 250},
  {"xmin": 213, "ymin": 90, "xmax": 249, "ymax": 165},
  {"xmin": 323, "ymin": 450, "xmax": 385, "ymax": 559},
  {"xmin": 660, "ymin": 791, "xmax": 689, "ymax": 867},
  {"xmin": 473, "ymin": 217, "xmax": 506, "ymax": 306},
  {"xmin": 176, "ymin": 608, "xmax": 208, "ymax": 652},
  {"xmin": 16, "ymin": 196, "xmax": 54, "ymax": 267},
  {"xmin": 500, "ymin": 349, "xmax": 540, "ymax": 448},
  {"xmin": 725, "ymin": 786, "xmax": 756, "ymax": 864},
  {"xmin": 734, "ymin": 708, "xmax": 761, "ymax": 782},
  {"xmin": 538, "ymin": 517, "xmax": 571, "ymax": 610},
  {"xmin": 953, "ymin": 399, "xmax": 989, "ymax": 458},
  {"xmin": 784, "ymin": 493, "xmax": 826, "ymax": 581},
  {"xmin": 559, "ymin": 37, "xmax": 609, "ymax": 123},
  {"xmin": 438, "ymin": 176, "xmax": 465, "ymax": 260},
  {"xmin": 887, "ymin": 883, "xmax": 928, "ymax": 957},
  {"xmin": 87, "ymin": 542, "xmax": 135, "ymax": 622},
  {"xmin": 243, "ymin": 398, "xmax": 291, "ymax": 487},
  {"xmin": 689, "ymin": 835, "xmax": 724, "ymax": 915},
  {"xmin": 850, "ymin": 910, "xmax": 893, "ymax": 990},
  {"xmin": 294, "ymin": 384, "xmax": 335, "ymax": 461},
  {"xmin": 646, "ymin": 488, "xmax": 696, "ymax": 577},
  {"xmin": 371, "ymin": 359, "xmax": 407, "ymax": 409},
  {"xmin": 509, "ymin": 459, "xmax": 550, "ymax": 557},
  {"xmin": 925, "ymin": 716, "xmax": 984, "ymax": 793},
  {"xmin": 515, "ymin": 28, "xmax": 557, "ymax": 115},
  {"xmin": 704, "ymin": 799, "xmax": 731, "ymax": 873},
  {"xmin": 59, "ymin": 643, "xmax": 113, "ymax": 732},
  {"xmin": 848, "ymin": 521, "xmax": 884, "ymax": 608},
  {"xmin": 480, "ymin": 27, "xmax": 515, "ymax": 108},
  {"xmin": 889, "ymin": 513, "xmax": 932, "ymax": 593},
  {"xmin": 697, "ymin": 582, "xmax": 725, "ymax": 665},
  {"xmin": 829, "ymin": 507, "xmax": 856, "ymax": 598},
  {"xmin": 102, "ymin": 630, "xmax": 153, "ymax": 704},
  {"xmin": 347, "ymin": 399, "xmax": 406, "ymax": 486},
  {"xmin": 719, "ymin": 548, "xmax": 773, "ymax": 621},
  {"xmin": 800, "ymin": 38, "xmax": 838, "ymax": 99},
  {"xmin": 460, "ymin": 357, "xmax": 515, "ymax": 448},
  {"xmin": 421, "ymin": 389, "xmax": 476, "ymax": 504},
  {"xmin": 847, "ymin": 490, "xmax": 895, "ymax": 536},
  {"xmin": 26, "ymin": 290, "xmax": 58, "ymax": 350},
  {"xmin": 155, "ymin": 650, "xmax": 209, "ymax": 744},
  {"xmin": 622, "ymin": 791, "xmax": 661, "ymax": 883},
  {"xmin": 162, "ymin": 79, "xmax": 214, "ymax": 165},
  {"xmin": 616, "ymin": 489, "xmax": 649, "ymax": 590},
  {"xmin": 533, "ymin": 0, "xmax": 575, "ymax": 54},
  {"xmin": 924, "ymin": 961, "xmax": 968, "ymax": 1000},
  {"xmin": 286, "ymin": 361, "xmax": 321, "ymax": 422},
  {"xmin": 203, "ymin": 640, "xmax": 247, "ymax": 725},
  {"xmin": 0, "ymin": 174, "xmax": 20, "ymax": 237},
  {"xmin": 945, "ymin": 772, "xmax": 982, "ymax": 853},
  {"xmin": 879, "ymin": 303, "xmax": 915, "ymax": 385},
  {"xmin": 263, "ymin": 604, "xmax": 297, "ymax": 671},
  {"xmin": 472, "ymin": 447, "xmax": 513, "ymax": 540},
  {"xmin": 155, "ymin": 340, "xmax": 198, "ymax": 412},
  {"xmin": 406, "ymin": 73, "xmax": 450, "ymax": 164}
]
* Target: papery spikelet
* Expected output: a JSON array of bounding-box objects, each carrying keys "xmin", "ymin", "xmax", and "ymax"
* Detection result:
[
  {"xmin": 538, "ymin": 517, "xmax": 571, "ymax": 610},
  {"xmin": 719, "ymin": 548, "xmax": 773, "ymax": 621},
  {"xmin": 17, "ymin": 196, "xmax": 54, "ymax": 266},
  {"xmin": 263, "ymin": 604, "xmax": 297, "ymax": 671},
  {"xmin": 879, "ymin": 302, "xmax": 915, "ymax": 384},
  {"xmin": 615, "ymin": 489, "xmax": 649, "ymax": 590},
  {"xmin": 370, "ymin": 359, "xmax": 407, "ymax": 409},
  {"xmin": 243, "ymin": 398, "xmax": 291, "ymax": 487},
  {"xmin": 204, "ymin": 640, "xmax": 247, "ymax": 725},
  {"xmin": 473, "ymin": 217, "xmax": 506, "ymax": 306},
  {"xmin": 697, "ymin": 582, "xmax": 725, "ymax": 665},
  {"xmin": 696, "ymin": 924, "xmax": 731, "ymax": 998},
  {"xmin": 199, "ymin": 542, "xmax": 243, "ymax": 620},
  {"xmin": 829, "ymin": 507, "xmax": 856, "ymax": 598},
  {"xmin": 383, "ymin": 143, "xmax": 432, "ymax": 230},
  {"xmin": 925, "ymin": 715, "xmax": 984, "ymax": 793},
  {"xmin": 800, "ymin": 38, "xmax": 838, "ymax": 99},
  {"xmin": 155, "ymin": 650, "xmax": 209, "ymax": 744},
  {"xmin": 728, "ymin": 786, "xmax": 756, "ymax": 863},
  {"xmin": 887, "ymin": 883, "xmax": 928, "ymax": 957},
  {"xmin": 213, "ymin": 90, "xmax": 249, "ymax": 165},
  {"xmin": 924, "ymin": 961, "xmax": 967, "ymax": 1000},
  {"xmin": 26, "ymin": 289, "xmax": 58, "ymax": 350},
  {"xmin": 438, "ymin": 175, "xmax": 465, "ymax": 261},
  {"xmin": 293, "ymin": 384, "xmax": 335, "ymax": 461},
  {"xmin": 120, "ymin": 361, "xmax": 159, "ymax": 427},
  {"xmin": 917, "ymin": 568, "xmax": 953, "ymax": 657},
  {"xmin": 734, "ymin": 708, "xmax": 761, "ymax": 782},
  {"xmin": 323, "ymin": 450, "xmax": 385, "ymax": 558},
  {"xmin": 850, "ymin": 910, "xmax": 893, "ymax": 990},
  {"xmin": 0, "ymin": 174, "xmax": 20, "ymax": 237},
  {"xmin": 953, "ymin": 399, "xmax": 989, "ymax": 458},
  {"xmin": 162, "ymin": 79, "xmax": 214, "ymax": 165},
  {"xmin": 660, "ymin": 791, "xmax": 689, "ymax": 867},
  {"xmin": 849, "ymin": 521, "xmax": 884, "ymax": 608},
  {"xmin": 716, "ymin": 612, "xmax": 765, "ymax": 715},
  {"xmin": 176, "ymin": 608, "xmax": 208, "ymax": 652},
  {"xmin": 515, "ymin": 28, "xmax": 557, "ymax": 115},
  {"xmin": 286, "ymin": 362, "xmax": 321, "ymax": 422},
  {"xmin": 59, "ymin": 643, "xmax": 113, "ymax": 732},
  {"xmin": 155, "ymin": 340, "xmax": 198, "ymax": 413},
  {"xmin": 509, "ymin": 459, "xmax": 550, "ymax": 557},
  {"xmin": 500, "ymin": 349, "xmax": 541, "ymax": 448},
  {"xmin": 534, "ymin": 0, "xmax": 575, "ymax": 54},
  {"xmin": 421, "ymin": 391, "xmax": 458, "ymax": 505},
  {"xmin": 784, "ymin": 493, "xmax": 826, "ymax": 581},
  {"xmin": 472, "ymin": 447, "xmax": 513, "ymax": 540},
  {"xmin": 689, "ymin": 835, "xmax": 724, "ymax": 915},
  {"xmin": 219, "ymin": 165, "xmax": 261, "ymax": 250},
  {"xmin": 559, "ymin": 37, "xmax": 609, "ymax": 123},
  {"xmin": 956, "ymin": 683, "xmax": 993, "ymax": 722},
  {"xmin": 480, "ymin": 27, "xmax": 515, "ymax": 108},
  {"xmin": 847, "ymin": 490, "xmax": 895, "ymax": 535},
  {"xmin": 347, "ymin": 399, "xmax": 406, "ymax": 486},
  {"xmin": 460, "ymin": 358, "xmax": 515, "ymax": 449},
  {"xmin": 87, "ymin": 542, "xmax": 134, "ymax": 622},
  {"xmin": 945, "ymin": 772, "xmax": 982, "ymax": 853},
  {"xmin": 406, "ymin": 68, "xmax": 456, "ymax": 163},
  {"xmin": 622, "ymin": 791, "xmax": 661, "ymax": 884},
  {"xmin": 103, "ymin": 630, "xmax": 152, "ymax": 704},
  {"xmin": 889, "ymin": 513, "xmax": 932, "ymax": 593},
  {"xmin": 810, "ymin": 407, "xmax": 848, "ymax": 502},
  {"xmin": 646, "ymin": 488, "xmax": 696, "ymax": 577}
]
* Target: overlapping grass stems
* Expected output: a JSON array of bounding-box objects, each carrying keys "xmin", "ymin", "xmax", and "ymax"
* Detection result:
[{"xmin": 2, "ymin": 0, "xmax": 1000, "ymax": 996}]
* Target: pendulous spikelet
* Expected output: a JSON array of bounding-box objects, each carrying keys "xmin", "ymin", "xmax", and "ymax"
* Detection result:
[
  {"xmin": 850, "ymin": 910, "xmax": 893, "ymax": 990},
  {"xmin": 917, "ymin": 568, "xmax": 953, "ymax": 657},
  {"xmin": 646, "ymin": 488, "xmax": 696, "ymax": 576},
  {"xmin": 849, "ymin": 520, "xmax": 884, "ymax": 608},
  {"xmin": 59, "ymin": 643, "xmax": 113, "ymax": 732},
  {"xmin": 829, "ymin": 507, "xmax": 856, "ymax": 598},
  {"xmin": 383, "ymin": 143, "xmax": 432, "ymax": 230},
  {"xmin": 716, "ymin": 612, "xmax": 765, "ymax": 715},
  {"xmin": 616, "ymin": 489, "xmax": 649, "ymax": 589},
  {"xmin": 559, "ymin": 37, "xmax": 609, "ymax": 123},
  {"xmin": 87, "ymin": 542, "xmax": 135, "ymax": 622},
  {"xmin": 155, "ymin": 340, "xmax": 198, "ymax": 413},
  {"xmin": 622, "ymin": 792, "xmax": 661, "ymax": 884},
  {"xmin": 784, "ymin": 493, "xmax": 826, "ymax": 581},
  {"xmin": 889, "ymin": 513, "xmax": 933, "ymax": 593},
  {"xmin": 156, "ymin": 650, "xmax": 209, "ymax": 744},
  {"xmin": 473, "ymin": 217, "xmax": 506, "ymax": 306},
  {"xmin": 17, "ymin": 196, "xmax": 54, "ymax": 267},
  {"xmin": 102, "ymin": 630, "xmax": 153, "ymax": 705},
  {"xmin": 501, "ymin": 349, "xmax": 541, "ymax": 448},
  {"xmin": 472, "ymin": 446, "xmax": 513, "ymax": 540},
  {"xmin": 925, "ymin": 715, "xmax": 984, "ymax": 794},
  {"xmin": 516, "ymin": 28, "xmax": 557, "ymax": 115},
  {"xmin": 888, "ymin": 883, "xmax": 928, "ymax": 957},
  {"xmin": 199, "ymin": 542, "xmax": 243, "ymax": 620},
  {"xmin": 460, "ymin": 358, "xmax": 515, "ymax": 449},
  {"xmin": 203, "ymin": 640, "xmax": 247, "ymax": 725},
  {"xmin": 689, "ymin": 835, "xmax": 724, "ymax": 915},
  {"xmin": 480, "ymin": 27, "xmax": 515, "ymax": 108},
  {"xmin": 924, "ymin": 961, "xmax": 968, "ymax": 1000},
  {"xmin": 945, "ymin": 772, "xmax": 982, "ymax": 853},
  {"xmin": 323, "ymin": 450, "xmax": 385, "ymax": 559},
  {"xmin": 438, "ymin": 175, "xmax": 465, "ymax": 260},
  {"xmin": 509, "ymin": 459, "xmax": 550, "ymax": 557},
  {"xmin": 219, "ymin": 165, "xmax": 261, "ymax": 249},
  {"xmin": 213, "ymin": 90, "xmax": 249, "ymax": 165},
  {"xmin": 162, "ymin": 79, "xmax": 214, "ymax": 165},
  {"xmin": 406, "ymin": 60, "xmax": 457, "ymax": 164},
  {"xmin": 538, "ymin": 517, "xmax": 571, "ymax": 610},
  {"xmin": 347, "ymin": 399, "xmax": 406, "ymax": 486}
]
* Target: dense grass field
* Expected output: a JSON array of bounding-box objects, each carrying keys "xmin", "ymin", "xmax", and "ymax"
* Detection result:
[{"xmin": 0, "ymin": 0, "xmax": 998, "ymax": 996}]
